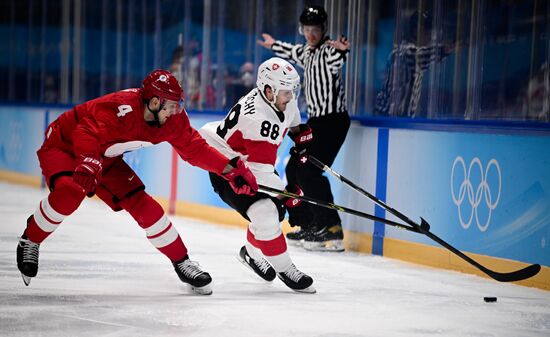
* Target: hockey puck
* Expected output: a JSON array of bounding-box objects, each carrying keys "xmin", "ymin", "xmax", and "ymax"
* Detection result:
[{"xmin": 483, "ymin": 297, "xmax": 497, "ymax": 302}]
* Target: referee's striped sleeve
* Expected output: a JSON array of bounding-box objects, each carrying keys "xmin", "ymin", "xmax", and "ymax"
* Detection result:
[
  {"xmin": 325, "ymin": 47, "xmax": 348, "ymax": 72},
  {"xmin": 272, "ymin": 41, "xmax": 306, "ymax": 67}
]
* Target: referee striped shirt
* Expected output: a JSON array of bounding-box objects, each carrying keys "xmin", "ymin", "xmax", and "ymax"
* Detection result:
[{"xmin": 271, "ymin": 38, "xmax": 348, "ymax": 118}]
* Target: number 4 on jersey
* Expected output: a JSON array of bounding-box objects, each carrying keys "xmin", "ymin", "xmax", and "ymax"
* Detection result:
[{"xmin": 117, "ymin": 105, "xmax": 133, "ymax": 117}]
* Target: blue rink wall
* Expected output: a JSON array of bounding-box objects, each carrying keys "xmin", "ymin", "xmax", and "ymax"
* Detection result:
[{"xmin": 1, "ymin": 105, "xmax": 549, "ymax": 289}]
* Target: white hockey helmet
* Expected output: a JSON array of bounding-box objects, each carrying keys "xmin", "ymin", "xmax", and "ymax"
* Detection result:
[{"xmin": 256, "ymin": 57, "xmax": 301, "ymax": 102}]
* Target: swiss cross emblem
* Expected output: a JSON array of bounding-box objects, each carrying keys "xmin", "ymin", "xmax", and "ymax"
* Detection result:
[
  {"xmin": 159, "ymin": 75, "xmax": 167, "ymax": 82},
  {"xmin": 286, "ymin": 66, "xmax": 293, "ymax": 72},
  {"xmin": 272, "ymin": 63, "xmax": 280, "ymax": 70}
]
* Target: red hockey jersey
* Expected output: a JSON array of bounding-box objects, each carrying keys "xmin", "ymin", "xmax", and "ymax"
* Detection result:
[{"xmin": 44, "ymin": 88, "xmax": 228, "ymax": 174}]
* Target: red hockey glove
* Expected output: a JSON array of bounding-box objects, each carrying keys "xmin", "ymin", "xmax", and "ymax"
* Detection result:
[
  {"xmin": 289, "ymin": 123, "xmax": 313, "ymax": 146},
  {"xmin": 289, "ymin": 124, "xmax": 313, "ymax": 164},
  {"xmin": 223, "ymin": 157, "xmax": 258, "ymax": 196},
  {"xmin": 284, "ymin": 184, "xmax": 313, "ymax": 227},
  {"xmin": 73, "ymin": 155, "xmax": 103, "ymax": 196}
]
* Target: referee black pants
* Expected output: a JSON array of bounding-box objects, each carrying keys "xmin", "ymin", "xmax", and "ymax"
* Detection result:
[{"xmin": 285, "ymin": 112, "xmax": 350, "ymax": 229}]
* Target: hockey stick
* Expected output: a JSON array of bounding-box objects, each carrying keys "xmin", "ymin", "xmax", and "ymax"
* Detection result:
[
  {"xmin": 257, "ymin": 184, "xmax": 420, "ymax": 233},
  {"xmin": 306, "ymin": 155, "xmax": 541, "ymax": 283}
]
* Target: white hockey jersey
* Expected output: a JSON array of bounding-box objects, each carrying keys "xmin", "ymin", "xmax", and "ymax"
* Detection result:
[{"xmin": 199, "ymin": 88, "xmax": 301, "ymax": 190}]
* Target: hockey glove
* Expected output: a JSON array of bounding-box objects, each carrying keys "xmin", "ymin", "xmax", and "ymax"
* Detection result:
[
  {"xmin": 289, "ymin": 124, "xmax": 313, "ymax": 164},
  {"xmin": 223, "ymin": 157, "xmax": 258, "ymax": 196},
  {"xmin": 73, "ymin": 155, "xmax": 103, "ymax": 196},
  {"xmin": 284, "ymin": 184, "xmax": 313, "ymax": 227}
]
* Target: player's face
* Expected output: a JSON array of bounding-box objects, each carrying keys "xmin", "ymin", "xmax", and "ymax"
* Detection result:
[
  {"xmin": 157, "ymin": 99, "xmax": 183, "ymax": 125},
  {"xmin": 303, "ymin": 25, "xmax": 324, "ymax": 46},
  {"xmin": 274, "ymin": 89, "xmax": 294, "ymax": 112}
]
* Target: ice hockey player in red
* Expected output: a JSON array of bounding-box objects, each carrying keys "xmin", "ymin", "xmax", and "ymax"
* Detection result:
[
  {"xmin": 16, "ymin": 69, "xmax": 258, "ymax": 295},
  {"xmin": 199, "ymin": 57, "xmax": 316, "ymax": 293}
]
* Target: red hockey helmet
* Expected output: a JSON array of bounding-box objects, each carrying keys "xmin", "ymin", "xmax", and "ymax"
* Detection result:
[{"xmin": 141, "ymin": 69, "xmax": 184, "ymax": 102}]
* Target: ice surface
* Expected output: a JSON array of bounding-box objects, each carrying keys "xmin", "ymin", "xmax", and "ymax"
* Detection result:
[{"xmin": 1, "ymin": 182, "xmax": 549, "ymax": 337}]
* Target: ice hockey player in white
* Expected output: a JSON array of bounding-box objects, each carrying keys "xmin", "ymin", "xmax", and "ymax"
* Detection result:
[{"xmin": 200, "ymin": 57, "xmax": 315, "ymax": 293}]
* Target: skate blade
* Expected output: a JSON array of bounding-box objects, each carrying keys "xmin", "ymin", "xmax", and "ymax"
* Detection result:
[
  {"xmin": 235, "ymin": 255, "xmax": 275, "ymax": 282},
  {"xmin": 21, "ymin": 273, "xmax": 32, "ymax": 286},
  {"xmin": 189, "ymin": 284, "xmax": 212, "ymax": 296},
  {"xmin": 303, "ymin": 240, "xmax": 345, "ymax": 252},
  {"xmin": 286, "ymin": 239, "xmax": 304, "ymax": 247},
  {"xmin": 293, "ymin": 286, "xmax": 316, "ymax": 294},
  {"xmin": 235, "ymin": 254, "xmax": 258, "ymax": 276}
]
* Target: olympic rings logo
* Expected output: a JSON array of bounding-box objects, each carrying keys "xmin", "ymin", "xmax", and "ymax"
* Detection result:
[{"xmin": 450, "ymin": 156, "xmax": 501, "ymax": 232}]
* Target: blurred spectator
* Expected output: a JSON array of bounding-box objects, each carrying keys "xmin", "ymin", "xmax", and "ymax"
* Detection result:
[
  {"xmin": 521, "ymin": 62, "xmax": 549, "ymax": 121},
  {"xmin": 225, "ymin": 61, "xmax": 255, "ymax": 107},
  {"xmin": 188, "ymin": 56, "xmax": 216, "ymax": 109},
  {"xmin": 180, "ymin": 38, "xmax": 219, "ymax": 110},
  {"xmin": 239, "ymin": 62, "xmax": 255, "ymax": 88},
  {"xmin": 375, "ymin": 11, "xmax": 453, "ymax": 117},
  {"xmin": 169, "ymin": 46, "xmax": 184, "ymax": 86}
]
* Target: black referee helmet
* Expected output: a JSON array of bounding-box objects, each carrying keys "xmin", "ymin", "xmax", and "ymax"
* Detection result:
[{"xmin": 299, "ymin": 5, "xmax": 327, "ymax": 26}]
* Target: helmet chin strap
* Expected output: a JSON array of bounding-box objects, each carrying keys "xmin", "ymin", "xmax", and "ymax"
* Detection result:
[
  {"xmin": 146, "ymin": 98, "xmax": 166, "ymax": 127},
  {"xmin": 259, "ymin": 87, "xmax": 282, "ymax": 112},
  {"xmin": 267, "ymin": 95, "xmax": 280, "ymax": 112}
]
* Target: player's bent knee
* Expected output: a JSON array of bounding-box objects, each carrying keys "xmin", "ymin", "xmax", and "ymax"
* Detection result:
[
  {"xmin": 246, "ymin": 198, "xmax": 282, "ymax": 241},
  {"xmin": 48, "ymin": 176, "xmax": 86, "ymax": 213},
  {"xmin": 119, "ymin": 190, "xmax": 164, "ymax": 228}
]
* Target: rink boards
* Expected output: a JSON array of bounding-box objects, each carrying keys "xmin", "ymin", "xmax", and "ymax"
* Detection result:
[{"xmin": 0, "ymin": 104, "xmax": 548, "ymax": 290}]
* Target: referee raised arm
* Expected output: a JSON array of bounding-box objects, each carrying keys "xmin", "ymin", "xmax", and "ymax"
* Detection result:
[{"xmin": 258, "ymin": 5, "xmax": 351, "ymax": 252}]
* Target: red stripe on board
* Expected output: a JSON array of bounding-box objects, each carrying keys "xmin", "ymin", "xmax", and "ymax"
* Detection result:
[{"xmin": 169, "ymin": 148, "xmax": 178, "ymax": 215}]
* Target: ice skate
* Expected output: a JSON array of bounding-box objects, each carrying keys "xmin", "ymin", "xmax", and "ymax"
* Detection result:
[
  {"xmin": 237, "ymin": 246, "xmax": 276, "ymax": 281},
  {"xmin": 173, "ymin": 256, "xmax": 213, "ymax": 295},
  {"xmin": 277, "ymin": 264, "xmax": 316, "ymax": 293},
  {"xmin": 17, "ymin": 235, "xmax": 40, "ymax": 286},
  {"xmin": 285, "ymin": 227, "xmax": 312, "ymax": 246},
  {"xmin": 302, "ymin": 225, "xmax": 345, "ymax": 252}
]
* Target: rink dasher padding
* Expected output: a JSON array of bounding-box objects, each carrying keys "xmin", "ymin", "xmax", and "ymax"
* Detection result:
[
  {"xmin": 0, "ymin": 170, "xmax": 42, "ymax": 187},
  {"xmin": 1, "ymin": 105, "xmax": 549, "ymax": 290}
]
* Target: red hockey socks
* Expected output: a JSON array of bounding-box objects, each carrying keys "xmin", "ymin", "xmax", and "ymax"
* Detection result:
[
  {"xmin": 246, "ymin": 228, "xmax": 287, "ymax": 256},
  {"xmin": 25, "ymin": 176, "xmax": 85, "ymax": 243},
  {"xmin": 120, "ymin": 191, "xmax": 187, "ymax": 262},
  {"xmin": 246, "ymin": 228, "xmax": 291, "ymax": 272}
]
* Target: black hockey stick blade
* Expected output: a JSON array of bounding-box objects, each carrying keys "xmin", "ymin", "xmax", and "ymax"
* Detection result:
[
  {"xmin": 421, "ymin": 228, "xmax": 541, "ymax": 282},
  {"xmin": 486, "ymin": 264, "xmax": 541, "ymax": 283},
  {"xmin": 257, "ymin": 184, "xmax": 421, "ymax": 233},
  {"xmin": 306, "ymin": 155, "xmax": 542, "ymax": 282}
]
